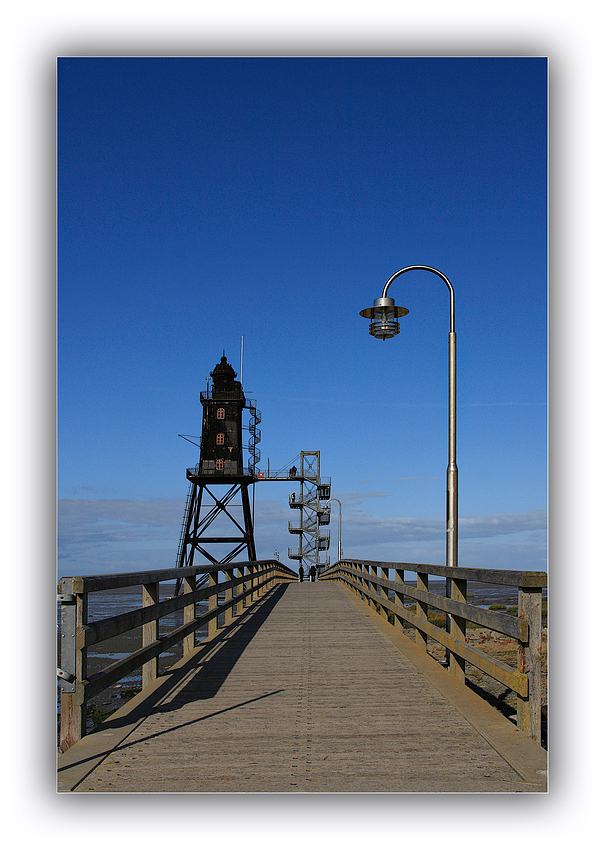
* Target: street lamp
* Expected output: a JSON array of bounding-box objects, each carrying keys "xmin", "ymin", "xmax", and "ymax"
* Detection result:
[
  {"xmin": 359, "ymin": 265, "xmax": 458, "ymax": 570},
  {"xmin": 324, "ymin": 498, "xmax": 343, "ymax": 561}
]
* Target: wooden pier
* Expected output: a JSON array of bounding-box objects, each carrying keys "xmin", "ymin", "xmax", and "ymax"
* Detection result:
[{"xmin": 58, "ymin": 580, "xmax": 547, "ymax": 793}]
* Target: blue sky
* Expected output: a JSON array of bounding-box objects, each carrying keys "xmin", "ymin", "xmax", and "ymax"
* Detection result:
[
  {"xmin": 7, "ymin": 2, "xmax": 604, "ymax": 838},
  {"xmin": 57, "ymin": 56, "xmax": 547, "ymax": 577}
]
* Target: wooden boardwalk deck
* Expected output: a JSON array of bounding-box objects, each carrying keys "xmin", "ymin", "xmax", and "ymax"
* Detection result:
[{"xmin": 57, "ymin": 581, "xmax": 547, "ymax": 793}]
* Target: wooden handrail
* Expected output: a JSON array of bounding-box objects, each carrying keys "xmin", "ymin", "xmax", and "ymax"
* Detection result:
[
  {"xmin": 321, "ymin": 560, "xmax": 546, "ymax": 588},
  {"xmin": 320, "ymin": 560, "xmax": 546, "ymax": 741},
  {"xmin": 58, "ymin": 556, "xmax": 546, "ymax": 751},
  {"xmin": 57, "ymin": 560, "xmax": 297, "ymax": 752},
  {"xmin": 63, "ymin": 559, "xmax": 289, "ymax": 593}
]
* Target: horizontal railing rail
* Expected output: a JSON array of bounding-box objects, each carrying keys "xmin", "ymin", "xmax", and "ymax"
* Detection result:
[
  {"xmin": 57, "ymin": 560, "xmax": 298, "ymax": 752},
  {"xmin": 257, "ymin": 470, "xmax": 332, "ymax": 484},
  {"xmin": 319, "ymin": 560, "xmax": 547, "ymax": 742}
]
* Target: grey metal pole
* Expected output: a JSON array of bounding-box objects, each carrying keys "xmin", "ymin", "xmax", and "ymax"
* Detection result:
[
  {"xmin": 381, "ymin": 265, "xmax": 458, "ymax": 569},
  {"xmin": 325, "ymin": 498, "xmax": 343, "ymax": 561},
  {"xmin": 447, "ymin": 329, "xmax": 458, "ymax": 569}
]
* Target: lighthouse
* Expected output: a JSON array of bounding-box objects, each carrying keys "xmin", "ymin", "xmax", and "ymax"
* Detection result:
[
  {"xmin": 175, "ymin": 354, "xmax": 260, "ymax": 585},
  {"xmin": 199, "ymin": 355, "xmax": 246, "ymax": 477}
]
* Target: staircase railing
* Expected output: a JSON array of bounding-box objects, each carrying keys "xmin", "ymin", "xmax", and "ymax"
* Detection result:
[{"xmin": 175, "ymin": 482, "xmax": 195, "ymax": 569}]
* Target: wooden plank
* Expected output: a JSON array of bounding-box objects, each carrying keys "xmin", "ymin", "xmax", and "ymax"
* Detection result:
[
  {"xmin": 65, "ymin": 560, "xmax": 298, "ymax": 593},
  {"xmin": 516, "ymin": 587, "xmax": 544, "ymax": 740},
  {"xmin": 415, "ymin": 571, "xmax": 429, "ymax": 652},
  {"xmin": 80, "ymin": 580, "xmax": 274, "ymax": 700},
  {"xmin": 224, "ymin": 568, "xmax": 235, "ymax": 626},
  {"xmin": 83, "ymin": 625, "xmax": 196, "ymax": 700},
  {"xmin": 333, "ymin": 564, "xmax": 528, "ymax": 641},
  {"xmin": 58, "ymin": 591, "xmax": 87, "ymax": 752},
  {"xmin": 142, "ymin": 582, "xmax": 159, "ymax": 688},
  {"xmin": 77, "ymin": 571, "xmax": 276, "ymax": 648},
  {"xmin": 68, "ymin": 568, "xmax": 201, "ymax": 594},
  {"xmin": 208, "ymin": 571, "xmax": 218, "ymax": 638},
  {"xmin": 322, "ymin": 561, "xmax": 547, "ymax": 589},
  {"xmin": 183, "ymin": 574, "xmax": 196, "ymax": 656},
  {"xmin": 60, "ymin": 583, "xmax": 545, "ymax": 793},
  {"xmin": 449, "ymin": 577, "xmax": 467, "ymax": 682},
  {"xmin": 332, "ymin": 574, "xmax": 528, "ymax": 696}
]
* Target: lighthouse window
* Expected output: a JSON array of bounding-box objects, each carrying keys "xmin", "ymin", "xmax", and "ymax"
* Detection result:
[
  {"xmin": 216, "ymin": 459, "xmax": 224, "ymax": 471},
  {"xmin": 216, "ymin": 433, "xmax": 225, "ymax": 445},
  {"xmin": 217, "ymin": 408, "xmax": 225, "ymax": 419}
]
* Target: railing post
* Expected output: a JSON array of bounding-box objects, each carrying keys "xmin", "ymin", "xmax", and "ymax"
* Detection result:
[
  {"xmin": 183, "ymin": 573, "xmax": 196, "ymax": 657},
  {"xmin": 362, "ymin": 563, "xmax": 370, "ymax": 602},
  {"xmin": 59, "ymin": 584, "xmax": 87, "ymax": 751},
  {"xmin": 235, "ymin": 566, "xmax": 244, "ymax": 613},
  {"xmin": 244, "ymin": 564, "xmax": 252, "ymax": 607},
  {"xmin": 379, "ymin": 566, "xmax": 389, "ymax": 618},
  {"xmin": 224, "ymin": 567, "xmax": 235, "ymax": 625},
  {"xmin": 448, "ymin": 577, "xmax": 467, "ymax": 682},
  {"xmin": 416, "ymin": 571, "xmax": 429, "ymax": 652},
  {"xmin": 517, "ymin": 586, "xmax": 543, "ymax": 741},
  {"xmin": 251, "ymin": 563, "xmax": 257, "ymax": 601},
  {"xmin": 393, "ymin": 567, "xmax": 406, "ymax": 633},
  {"xmin": 142, "ymin": 581, "xmax": 159, "ymax": 688},
  {"xmin": 369, "ymin": 563, "xmax": 378, "ymax": 609},
  {"xmin": 208, "ymin": 570, "xmax": 218, "ymax": 637}
]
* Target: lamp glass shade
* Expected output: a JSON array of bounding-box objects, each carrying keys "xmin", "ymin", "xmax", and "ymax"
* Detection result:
[{"xmin": 359, "ymin": 298, "xmax": 409, "ymax": 340}]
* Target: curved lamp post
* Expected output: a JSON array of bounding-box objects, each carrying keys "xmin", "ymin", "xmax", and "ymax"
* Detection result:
[
  {"xmin": 324, "ymin": 498, "xmax": 343, "ymax": 561},
  {"xmin": 360, "ymin": 265, "xmax": 458, "ymax": 570}
]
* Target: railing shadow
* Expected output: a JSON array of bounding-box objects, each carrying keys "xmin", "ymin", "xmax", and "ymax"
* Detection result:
[
  {"xmin": 464, "ymin": 679, "xmax": 548, "ymax": 751},
  {"xmin": 58, "ymin": 583, "xmax": 290, "ymax": 777},
  {"xmin": 151, "ymin": 582, "xmax": 290, "ymax": 707}
]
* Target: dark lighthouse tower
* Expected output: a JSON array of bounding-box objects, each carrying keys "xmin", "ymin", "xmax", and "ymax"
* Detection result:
[
  {"xmin": 175, "ymin": 354, "xmax": 260, "ymax": 588},
  {"xmin": 200, "ymin": 355, "xmax": 245, "ymax": 477}
]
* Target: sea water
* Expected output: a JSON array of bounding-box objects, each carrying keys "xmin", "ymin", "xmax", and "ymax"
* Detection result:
[{"xmin": 57, "ymin": 583, "xmax": 211, "ymax": 732}]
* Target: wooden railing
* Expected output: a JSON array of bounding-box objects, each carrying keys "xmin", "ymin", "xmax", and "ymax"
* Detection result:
[
  {"xmin": 319, "ymin": 560, "xmax": 547, "ymax": 741},
  {"xmin": 57, "ymin": 560, "xmax": 297, "ymax": 752}
]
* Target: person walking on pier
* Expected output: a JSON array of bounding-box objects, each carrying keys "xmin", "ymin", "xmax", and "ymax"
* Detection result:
[
  {"xmin": 309, "ymin": 565, "xmax": 317, "ymax": 583},
  {"xmin": 299, "ymin": 565, "xmax": 305, "ymax": 583}
]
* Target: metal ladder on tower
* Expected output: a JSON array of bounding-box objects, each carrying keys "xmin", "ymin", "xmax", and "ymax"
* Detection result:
[{"xmin": 174, "ymin": 483, "xmax": 209, "ymax": 596}]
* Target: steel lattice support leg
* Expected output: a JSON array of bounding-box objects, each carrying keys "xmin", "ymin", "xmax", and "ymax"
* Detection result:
[{"xmin": 175, "ymin": 480, "xmax": 257, "ymax": 594}]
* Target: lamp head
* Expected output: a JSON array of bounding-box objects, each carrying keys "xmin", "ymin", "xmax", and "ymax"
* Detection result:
[{"xmin": 359, "ymin": 297, "xmax": 409, "ymax": 340}]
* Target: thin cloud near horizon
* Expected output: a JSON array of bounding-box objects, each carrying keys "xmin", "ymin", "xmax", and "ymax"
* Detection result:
[{"xmin": 57, "ymin": 496, "xmax": 546, "ymax": 576}]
